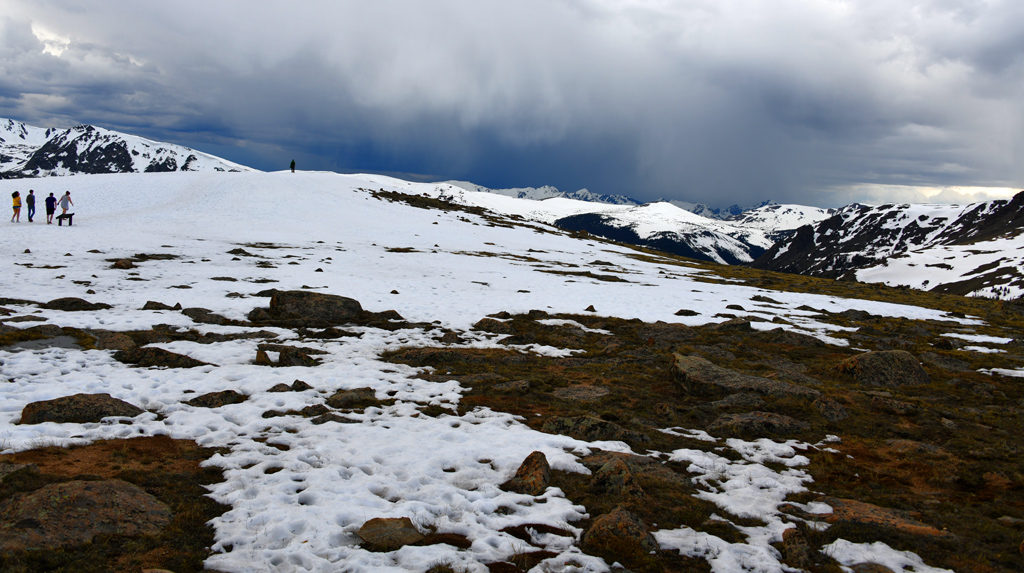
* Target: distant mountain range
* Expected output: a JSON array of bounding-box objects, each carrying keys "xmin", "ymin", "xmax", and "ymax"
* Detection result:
[
  {"xmin": 0, "ymin": 118, "xmax": 249, "ymax": 178},
  {"xmin": 4, "ymin": 117, "xmax": 1022, "ymax": 300},
  {"xmin": 752, "ymin": 194, "xmax": 1024, "ymax": 299}
]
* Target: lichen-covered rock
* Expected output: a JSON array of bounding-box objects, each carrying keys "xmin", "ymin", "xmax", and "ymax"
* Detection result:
[
  {"xmin": 823, "ymin": 497, "xmax": 953, "ymax": 539},
  {"xmin": 673, "ymin": 353, "xmax": 820, "ymax": 399},
  {"xmin": 593, "ymin": 457, "xmax": 645, "ymax": 498},
  {"xmin": 501, "ymin": 451, "xmax": 551, "ymax": 496},
  {"xmin": 838, "ymin": 350, "xmax": 930, "ymax": 387},
  {"xmin": 356, "ymin": 517, "xmax": 424, "ymax": 551},
  {"xmin": 581, "ymin": 506, "xmax": 658, "ymax": 562},
  {"xmin": 813, "ymin": 395, "xmax": 850, "ymax": 422},
  {"xmin": 0, "ymin": 479, "xmax": 171, "ymax": 552},
  {"xmin": 707, "ymin": 411, "xmax": 810, "ymax": 438},
  {"xmin": 541, "ymin": 415, "xmax": 648, "ymax": 444},
  {"xmin": 326, "ymin": 388, "xmax": 382, "ymax": 410},
  {"xmin": 19, "ymin": 393, "xmax": 144, "ymax": 424},
  {"xmin": 89, "ymin": 330, "xmax": 137, "ymax": 351}
]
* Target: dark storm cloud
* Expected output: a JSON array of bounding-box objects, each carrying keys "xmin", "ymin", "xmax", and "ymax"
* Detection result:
[{"xmin": 1, "ymin": 0, "xmax": 1022, "ymax": 207}]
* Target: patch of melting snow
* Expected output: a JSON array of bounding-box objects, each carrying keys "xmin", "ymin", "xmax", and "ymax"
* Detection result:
[
  {"xmin": 963, "ymin": 345, "xmax": 1004, "ymax": 354},
  {"xmin": 980, "ymin": 368, "xmax": 1024, "ymax": 378},
  {"xmin": 535, "ymin": 318, "xmax": 613, "ymax": 335},
  {"xmin": 941, "ymin": 332, "xmax": 1013, "ymax": 344},
  {"xmin": 821, "ymin": 539, "xmax": 954, "ymax": 573}
]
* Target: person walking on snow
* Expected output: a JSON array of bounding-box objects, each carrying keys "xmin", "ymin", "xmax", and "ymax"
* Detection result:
[
  {"xmin": 44, "ymin": 192, "xmax": 57, "ymax": 224},
  {"xmin": 59, "ymin": 191, "xmax": 73, "ymax": 215},
  {"xmin": 26, "ymin": 189, "xmax": 35, "ymax": 222},
  {"xmin": 10, "ymin": 191, "xmax": 20, "ymax": 222}
]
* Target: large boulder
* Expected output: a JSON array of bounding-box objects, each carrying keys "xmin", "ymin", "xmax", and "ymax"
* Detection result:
[
  {"xmin": 838, "ymin": 350, "xmax": 930, "ymax": 387},
  {"xmin": 19, "ymin": 393, "xmax": 144, "ymax": 424},
  {"xmin": 0, "ymin": 479, "xmax": 171, "ymax": 552},
  {"xmin": 248, "ymin": 291, "xmax": 363, "ymax": 327},
  {"xmin": 673, "ymin": 353, "xmax": 820, "ymax": 399},
  {"xmin": 249, "ymin": 290, "xmax": 408, "ymax": 329}
]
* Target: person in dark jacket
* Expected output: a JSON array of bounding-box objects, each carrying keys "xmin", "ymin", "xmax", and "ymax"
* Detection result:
[
  {"xmin": 26, "ymin": 189, "xmax": 35, "ymax": 222},
  {"xmin": 45, "ymin": 192, "xmax": 57, "ymax": 224}
]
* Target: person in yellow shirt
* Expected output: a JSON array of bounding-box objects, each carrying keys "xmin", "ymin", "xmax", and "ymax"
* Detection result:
[{"xmin": 10, "ymin": 191, "xmax": 20, "ymax": 222}]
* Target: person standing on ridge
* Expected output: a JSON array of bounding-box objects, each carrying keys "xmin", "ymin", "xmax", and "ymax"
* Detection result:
[
  {"xmin": 26, "ymin": 189, "xmax": 35, "ymax": 222},
  {"xmin": 10, "ymin": 191, "xmax": 20, "ymax": 222},
  {"xmin": 45, "ymin": 192, "xmax": 57, "ymax": 224},
  {"xmin": 290, "ymin": 159, "xmax": 296, "ymax": 173}
]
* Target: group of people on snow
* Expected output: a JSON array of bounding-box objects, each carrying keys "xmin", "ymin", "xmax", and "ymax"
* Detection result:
[{"xmin": 10, "ymin": 190, "xmax": 73, "ymax": 224}]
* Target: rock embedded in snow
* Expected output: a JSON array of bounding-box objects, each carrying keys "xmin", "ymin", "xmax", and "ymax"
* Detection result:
[
  {"xmin": 185, "ymin": 390, "xmax": 247, "ymax": 409},
  {"xmin": 248, "ymin": 290, "xmax": 409, "ymax": 329},
  {"xmin": 500, "ymin": 450, "xmax": 551, "ymax": 496},
  {"xmin": 42, "ymin": 297, "xmax": 112, "ymax": 312},
  {"xmin": 325, "ymin": 387, "xmax": 384, "ymax": 410},
  {"xmin": 140, "ymin": 301, "xmax": 181, "ymax": 311},
  {"xmin": 113, "ymin": 346, "xmax": 211, "ymax": 369},
  {"xmin": 19, "ymin": 393, "xmax": 144, "ymax": 424},
  {"xmin": 356, "ymin": 517, "xmax": 425, "ymax": 551},
  {"xmin": 248, "ymin": 290, "xmax": 364, "ymax": 327}
]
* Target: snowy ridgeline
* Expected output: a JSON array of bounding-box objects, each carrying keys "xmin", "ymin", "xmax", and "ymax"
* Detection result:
[
  {"xmin": 0, "ymin": 118, "xmax": 250, "ymax": 176},
  {"xmin": 0, "ymin": 171, "xmax": 974, "ymax": 572}
]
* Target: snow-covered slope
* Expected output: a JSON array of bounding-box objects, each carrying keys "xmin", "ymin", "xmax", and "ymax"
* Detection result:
[
  {"xmin": 729, "ymin": 203, "xmax": 834, "ymax": 239},
  {"xmin": 752, "ymin": 193, "xmax": 1024, "ymax": 299},
  {"xmin": 428, "ymin": 185, "xmax": 773, "ymax": 264},
  {"xmin": 0, "ymin": 118, "xmax": 58, "ymax": 172},
  {"xmin": 0, "ymin": 171, "xmax": 977, "ymax": 572},
  {"xmin": 445, "ymin": 180, "xmax": 640, "ymax": 205},
  {"xmin": 0, "ymin": 118, "xmax": 252, "ymax": 177}
]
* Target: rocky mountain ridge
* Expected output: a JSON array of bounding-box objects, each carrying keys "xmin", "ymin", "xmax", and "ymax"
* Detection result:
[
  {"xmin": 753, "ymin": 191, "xmax": 1024, "ymax": 299},
  {"xmin": 0, "ymin": 118, "xmax": 250, "ymax": 178}
]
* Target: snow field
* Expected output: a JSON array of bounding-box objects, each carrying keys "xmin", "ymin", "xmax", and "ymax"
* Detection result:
[{"xmin": 0, "ymin": 171, "xmax": 977, "ymax": 571}]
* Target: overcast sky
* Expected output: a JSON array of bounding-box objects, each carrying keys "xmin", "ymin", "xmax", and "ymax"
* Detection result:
[{"xmin": 2, "ymin": 0, "xmax": 1022, "ymax": 207}]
